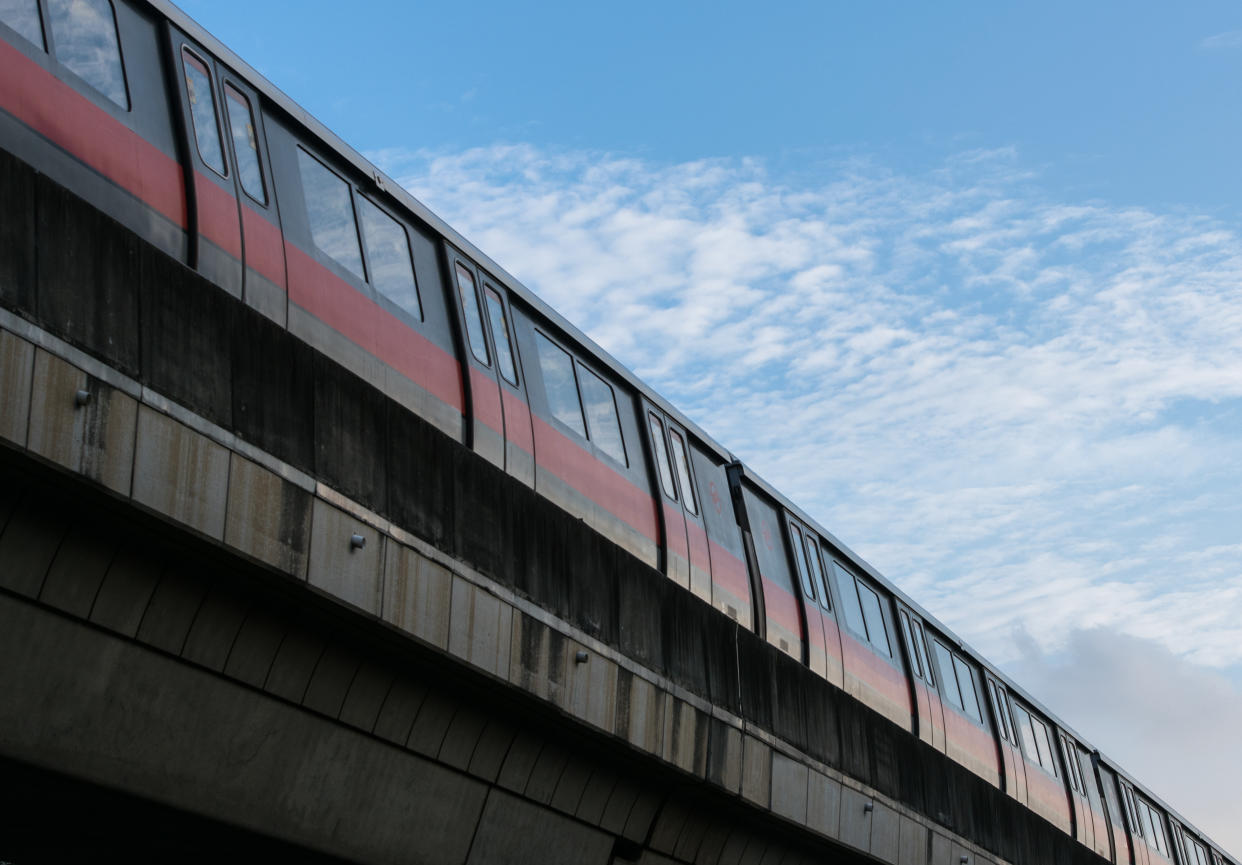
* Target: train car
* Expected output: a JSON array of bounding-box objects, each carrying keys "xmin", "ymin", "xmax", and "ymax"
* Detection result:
[{"xmin": 0, "ymin": 1, "xmax": 1230, "ymax": 862}]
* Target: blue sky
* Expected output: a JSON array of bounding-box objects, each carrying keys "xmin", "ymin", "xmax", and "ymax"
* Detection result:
[{"xmin": 180, "ymin": 1, "xmax": 1242, "ymax": 851}]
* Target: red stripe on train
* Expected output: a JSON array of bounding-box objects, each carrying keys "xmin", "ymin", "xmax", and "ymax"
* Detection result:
[
  {"xmin": 0, "ymin": 38, "xmax": 184, "ymax": 227},
  {"xmin": 286, "ymin": 241, "xmax": 464, "ymax": 412}
]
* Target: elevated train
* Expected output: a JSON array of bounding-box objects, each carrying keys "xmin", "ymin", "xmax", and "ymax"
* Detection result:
[{"xmin": 0, "ymin": 2, "xmax": 1232, "ymax": 863}]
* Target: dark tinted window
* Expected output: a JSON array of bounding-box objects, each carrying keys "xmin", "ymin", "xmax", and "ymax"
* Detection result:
[
  {"xmin": 484, "ymin": 288, "xmax": 516, "ymax": 385},
  {"xmin": 0, "ymin": 0, "xmax": 44, "ymax": 47},
  {"xmin": 225, "ymin": 84, "xmax": 266, "ymax": 202},
  {"xmin": 952, "ymin": 655, "xmax": 982, "ymax": 722},
  {"xmin": 899, "ymin": 612, "xmax": 924, "ymax": 678},
  {"xmin": 455, "ymin": 263, "xmax": 489, "ymax": 364},
  {"xmin": 988, "ymin": 681, "xmax": 1012, "ymax": 742},
  {"xmin": 536, "ymin": 332, "xmax": 585, "ymax": 436},
  {"xmin": 580, "ymin": 367, "xmax": 626, "ymax": 465},
  {"xmin": 789, "ymin": 524, "xmax": 814, "ymax": 600},
  {"xmin": 359, "ymin": 197, "xmax": 419, "ymax": 318},
  {"xmin": 913, "ymin": 621, "xmax": 934, "ymax": 686},
  {"xmin": 668, "ymin": 431, "xmax": 697, "ymax": 514},
  {"xmin": 298, "ymin": 149, "xmax": 364, "ymax": 279},
  {"xmin": 182, "ymin": 49, "xmax": 225, "ymax": 175},
  {"xmin": 835, "ymin": 563, "xmax": 867, "ymax": 638},
  {"xmin": 648, "ymin": 413, "xmax": 677, "ymax": 499},
  {"xmin": 857, "ymin": 581, "xmax": 891, "ymax": 657},
  {"xmin": 805, "ymin": 538, "xmax": 831, "ymax": 611},
  {"xmin": 49, "ymin": 0, "xmax": 127, "ymax": 108},
  {"xmin": 933, "ymin": 641, "xmax": 963, "ymax": 707}
]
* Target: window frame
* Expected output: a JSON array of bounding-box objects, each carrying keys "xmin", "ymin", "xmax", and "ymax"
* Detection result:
[
  {"xmin": 223, "ymin": 80, "xmax": 268, "ymax": 204},
  {"xmin": 0, "ymin": 0, "xmax": 46, "ymax": 49},
  {"xmin": 667, "ymin": 429, "xmax": 698, "ymax": 515},
  {"xmin": 47, "ymin": 0, "xmax": 130, "ymax": 110},
  {"xmin": 483, "ymin": 285, "xmax": 517, "ymax": 386},
  {"xmin": 647, "ymin": 412, "xmax": 678, "ymax": 500},
  {"xmin": 578, "ymin": 363, "xmax": 627, "ymax": 467},
  {"xmin": 297, "ymin": 145, "xmax": 367, "ymax": 282}
]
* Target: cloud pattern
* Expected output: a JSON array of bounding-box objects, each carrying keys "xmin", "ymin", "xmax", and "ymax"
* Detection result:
[{"xmin": 373, "ymin": 143, "xmax": 1242, "ymax": 671}]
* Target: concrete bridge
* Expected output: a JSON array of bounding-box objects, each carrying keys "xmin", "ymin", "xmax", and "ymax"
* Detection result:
[{"xmin": 0, "ymin": 148, "xmax": 1095, "ymax": 865}]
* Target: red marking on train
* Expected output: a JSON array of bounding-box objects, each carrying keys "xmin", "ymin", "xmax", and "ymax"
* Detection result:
[
  {"xmin": 0, "ymin": 38, "xmax": 185, "ymax": 228},
  {"xmin": 469, "ymin": 366, "xmax": 504, "ymax": 433},
  {"xmin": 709, "ymin": 481, "xmax": 722, "ymax": 516},
  {"xmin": 708, "ymin": 539, "xmax": 750, "ymax": 602},
  {"xmin": 500, "ymin": 387, "xmax": 534, "ymax": 454},
  {"xmin": 286, "ymin": 241, "xmax": 464, "ymax": 412},
  {"xmin": 241, "ymin": 201, "xmax": 286, "ymax": 289},
  {"xmin": 532, "ymin": 414, "xmax": 660, "ymax": 545},
  {"xmin": 195, "ymin": 171, "xmax": 242, "ymax": 259}
]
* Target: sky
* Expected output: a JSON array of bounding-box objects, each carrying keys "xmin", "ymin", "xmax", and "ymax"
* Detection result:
[{"xmin": 178, "ymin": 1, "xmax": 1242, "ymax": 852}]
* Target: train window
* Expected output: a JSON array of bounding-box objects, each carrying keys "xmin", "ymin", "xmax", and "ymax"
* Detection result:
[
  {"xmin": 834, "ymin": 563, "xmax": 868, "ymax": 640},
  {"xmin": 1059, "ymin": 736, "xmax": 1082, "ymax": 793},
  {"xmin": 182, "ymin": 50, "xmax": 226, "ymax": 176},
  {"xmin": 454, "ymin": 263, "xmax": 490, "ymax": 365},
  {"xmin": 580, "ymin": 367, "xmax": 626, "ymax": 465},
  {"xmin": 899, "ymin": 611, "xmax": 924, "ymax": 678},
  {"xmin": 1032, "ymin": 716, "xmax": 1057, "ymax": 776},
  {"xmin": 1139, "ymin": 799, "xmax": 1168, "ymax": 856},
  {"xmin": 483, "ymin": 288, "xmax": 517, "ymax": 385},
  {"xmin": 668, "ymin": 431, "xmax": 698, "ymax": 515},
  {"xmin": 536, "ymin": 332, "xmax": 585, "ymax": 436},
  {"xmin": 912, "ymin": 621, "xmax": 934, "ymax": 686},
  {"xmin": 805, "ymin": 538, "xmax": 832, "ymax": 611},
  {"xmin": 789, "ymin": 524, "xmax": 815, "ymax": 600},
  {"xmin": 952, "ymin": 656, "xmax": 982, "ymax": 722},
  {"xmin": 647, "ymin": 414, "xmax": 678, "ymax": 499},
  {"xmin": 988, "ymin": 681, "xmax": 1012, "ymax": 742},
  {"xmin": 224, "ymin": 84, "xmax": 266, "ymax": 203},
  {"xmin": 933, "ymin": 640, "xmax": 964, "ymax": 709},
  {"xmin": 48, "ymin": 0, "xmax": 127, "ymax": 108},
  {"xmin": 857, "ymin": 582, "xmax": 892, "ymax": 657},
  {"xmin": 298, "ymin": 148, "xmax": 365, "ymax": 280},
  {"xmin": 1122, "ymin": 786, "xmax": 1144, "ymax": 837},
  {"xmin": 0, "ymin": 0, "xmax": 45, "ymax": 48},
  {"xmin": 359, "ymin": 197, "xmax": 420, "ymax": 319}
]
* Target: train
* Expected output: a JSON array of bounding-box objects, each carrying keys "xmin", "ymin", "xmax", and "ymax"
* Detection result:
[{"xmin": 0, "ymin": 2, "xmax": 1232, "ymax": 864}]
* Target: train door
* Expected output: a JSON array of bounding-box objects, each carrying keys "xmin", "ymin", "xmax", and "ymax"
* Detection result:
[
  {"xmin": 641, "ymin": 402, "xmax": 691, "ymax": 592},
  {"xmin": 215, "ymin": 70, "xmax": 287, "ymax": 326},
  {"xmin": 665, "ymin": 421, "xmax": 712, "ymax": 603},
  {"xmin": 1058, "ymin": 731, "xmax": 1092, "ymax": 849},
  {"xmin": 898, "ymin": 604, "xmax": 945, "ymax": 750},
  {"xmin": 1094, "ymin": 761, "xmax": 1129, "ymax": 865},
  {"xmin": 167, "ymin": 28, "xmax": 242, "ymax": 298},
  {"xmin": 444, "ymin": 247, "xmax": 505, "ymax": 468},
  {"xmin": 479, "ymin": 278, "xmax": 534, "ymax": 487},
  {"xmin": 986, "ymin": 677, "xmax": 1028, "ymax": 806},
  {"xmin": 785, "ymin": 518, "xmax": 827, "ymax": 676}
]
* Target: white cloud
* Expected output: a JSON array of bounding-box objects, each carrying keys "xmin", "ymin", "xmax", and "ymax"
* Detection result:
[
  {"xmin": 1007, "ymin": 630, "xmax": 1242, "ymax": 855},
  {"xmin": 1199, "ymin": 29, "xmax": 1242, "ymax": 51},
  {"xmin": 374, "ymin": 142, "xmax": 1242, "ymax": 843}
]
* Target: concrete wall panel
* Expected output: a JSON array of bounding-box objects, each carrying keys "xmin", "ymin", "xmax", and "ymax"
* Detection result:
[
  {"xmin": 549, "ymin": 760, "xmax": 592, "ymax": 816},
  {"xmin": 617, "ymin": 669, "xmax": 665, "ymax": 754},
  {"xmin": 406, "ymin": 691, "xmax": 457, "ymax": 757},
  {"xmin": 132, "ymin": 406, "xmax": 229, "ymax": 539},
  {"xmin": 563, "ymin": 641, "xmax": 618, "ymax": 734},
  {"xmin": 899, "ymin": 815, "xmax": 929, "ymax": 865},
  {"xmin": 448, "ymin": 576, "xmax": 512, "ymax": 678},
  {"xmin": 466, "ymin": 719, "xmax": 516, "ymax": 783},
  {"xmin": 89, "ymin": 548, "xmax": 161, "ymax": 637},
  {"xmin": 135, "ymin": 566, "xmax": 209, "ymax": 654},
  {"xmin": 0, "ymin": 328, "xmax": 33, "ymax": 446},
  {"xmin": 382, "ymin": 543, "xmax": 452, "ymax": 648},
  {"xmin": 466, "ymin": 788, "xmax": 614, "ymax": 865},
  {"xmin": 38, "ymin": 522, "xmax": 114, "ymax": 618},
  {"xmin": 931, "ymin": 832, "xmax": 954, "ymax": 865},
  {"xmin": 839, "ymin": 786, "xmax": 873, "ymax": 852},
  {"xmin": 740, "ymin": 735, "xmax": 772, "ymax": 808},
  {"xmin": 262, "ymin": 627, "xmax": 326, "ymax": 703},
  {"xmin": 307, "ymin": 497, "xmax": 383, "ymax": 614},
  {"xmin": 370, "ymin": 679, "xmax": 427, "ymax": 744},
  {"xmin": 224, "ymin": 454, "xmax": 310, "ymax": 579},
  {"xmin": 437, "ymin": 704, "xmax": 488, "ymax": 771},
  {"xmin": 806, "ymin": 769, "xmax": 842, "ymax": 840},
  {"xmin": 663, "ymin": 697, "xmax": 708, "ymax": 776},
  {"xmin": 706, "ymin": 717, "xmax": 744, "ymax": 795},
  {"xmin": 181, "ymin": 588, "xmax": 253, "ymax": 673},
  {"xmin": 337, "ymin": 662, "xmax": 395, "ymax": 733},
  {"xmin": 223, "ymin": 609, "xmax": 287, "ymax": 688},
  {"xmin": 0, "ymin": 501, "xmax": 65, "ymax": 598},
  {"xmin": 301, "ymin": 645, "xmax": 361, "ymax": 718},
  {"xmin": 27, "ymin": 349, "xmax": 136, "ymax": 495},
  {"xmin": 771, "ymin": 751, "xmax": 810, "ymax": 826},
  {"xmin": 871, "ymin": 801, "xmax": 901, "ymax": 864},
  {"xmin": 649, "ymin": 800, "xmax": 690, "ymax": 854},
  {"xmin": 496, "ymin": 729, "xmax": 545, "ymax": 794},
  {"xmin": 574, "ymin": 768, "xmax": 617, "ymax": 826},
  {"xmin": 524, "ymin": 743, "xmax": 570, "ymax": 806}
]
